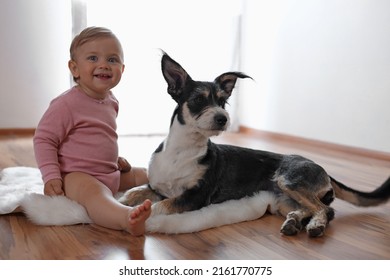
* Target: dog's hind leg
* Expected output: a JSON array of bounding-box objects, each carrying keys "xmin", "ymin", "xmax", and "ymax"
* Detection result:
[
  {"xmin": 276, "ymin": 196, "xmax": 313, "ymax": 236},
  {"xmin": 277, "ymin": 189, "xmax": 334, "ymax": 237},
  {"xmin": 305, "ymin": 205, "xmax": 334, "ymax": 237},
  {"xmin": 274, "ymin": 155, "xmax": 335, "ymax": 237}
]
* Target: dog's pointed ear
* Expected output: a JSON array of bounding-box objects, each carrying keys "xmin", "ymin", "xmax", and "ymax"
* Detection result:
[
  {"xmin": 161, "ymin": 53, "xmax": 191, "ymax": 101},
  {"xmin": 214, "ymin": 72, "xmax": 252, "ymax": 97}
]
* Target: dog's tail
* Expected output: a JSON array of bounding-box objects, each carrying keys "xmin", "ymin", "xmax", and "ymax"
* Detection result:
[{"xmin": 330, "ymin": 176, "xmax": 390, "ymax": 207}]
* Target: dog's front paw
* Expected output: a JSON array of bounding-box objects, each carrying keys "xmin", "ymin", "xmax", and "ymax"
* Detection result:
[
  {"xmin": 118, "ymin": 185, "xmax": 162, "ymax": 206},
  {"xmin": 151, "ymin": 199, "xmax": 180, "ymax": 216},
  {"xmin": 118, "ymin": 186, "xmax": 149, "ymax": 206}
]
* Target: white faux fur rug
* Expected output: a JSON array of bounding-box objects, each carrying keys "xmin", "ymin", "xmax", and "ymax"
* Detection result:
[
  {"xmin": 0, "ymin": 166, "xmax": 92, "ymax": 225},
  {"xmin": 0, "ymin": 166, "xmax": 275, "ymax": 233},
  {"xmin": 0, "ymin": 166, "xmax": 43, "ymax": 214}
]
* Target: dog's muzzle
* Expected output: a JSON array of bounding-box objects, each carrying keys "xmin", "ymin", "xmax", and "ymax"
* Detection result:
[{"xmin": 213, "ymin": 113, "xmax": 228, "ymax": 130}]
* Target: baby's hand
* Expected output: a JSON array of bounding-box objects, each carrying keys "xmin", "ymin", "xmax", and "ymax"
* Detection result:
[
  {"xmin": 118, "ymin": 156, "xmax": 131, "ymax": 173},
  {"xmin": 44, "ymin": 179, "xmax": 64, "ymax": 196}
]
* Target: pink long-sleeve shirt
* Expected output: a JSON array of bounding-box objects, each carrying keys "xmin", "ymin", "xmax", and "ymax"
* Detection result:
[{"xmin": 33, "ymin": 86, "xmax": 121, "ymax": 193}]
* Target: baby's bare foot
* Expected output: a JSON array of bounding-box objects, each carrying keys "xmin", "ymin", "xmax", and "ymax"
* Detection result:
[{"xmin": 127, "ymin": 199, "xmax": 152, "ymax": 236}]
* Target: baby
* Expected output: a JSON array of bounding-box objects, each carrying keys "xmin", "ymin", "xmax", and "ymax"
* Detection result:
[{"xmin": 33, "ymin": 27, "xmax": 151, "ymax": 236}]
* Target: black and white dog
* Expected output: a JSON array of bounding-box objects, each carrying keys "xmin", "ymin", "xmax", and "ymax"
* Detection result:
[{"xmin": 120, "ymin": 53, "xmax": 390, "ymax": 237}]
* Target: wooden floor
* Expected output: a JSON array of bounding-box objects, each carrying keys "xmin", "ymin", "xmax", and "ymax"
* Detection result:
[{"xmin": 0, "ymin": 132, "xmax": 389, "ymax": 260}]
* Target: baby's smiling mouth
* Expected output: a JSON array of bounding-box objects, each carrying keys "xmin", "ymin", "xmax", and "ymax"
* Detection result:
[{"xmin": 94, "ymin": 73, "xmax": 112, "ymax": 79}]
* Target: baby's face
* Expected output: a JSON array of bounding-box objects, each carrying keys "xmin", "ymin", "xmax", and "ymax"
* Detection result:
[{"xmin": 69, "ymin": 37, "xmax": 125, "ymax": 99}]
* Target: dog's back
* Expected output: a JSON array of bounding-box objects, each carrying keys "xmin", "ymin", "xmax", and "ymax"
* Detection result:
[{"xmin": 202, "ymin": 142, "xmax": 283, "ymax": 203}]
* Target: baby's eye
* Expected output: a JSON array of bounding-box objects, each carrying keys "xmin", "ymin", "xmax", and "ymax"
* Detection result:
[
  {"xmin": 108, "ymin": 57, "xmax": 120, "ymax": 63},
  {"xmin": 87, "ymin": 56, "xmax": 98, "ymax": 62}
]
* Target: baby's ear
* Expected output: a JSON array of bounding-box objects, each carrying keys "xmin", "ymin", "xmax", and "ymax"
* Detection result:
[{"xmin": 68, "ymin": 60, "xmax": 80, "ymax": 80}]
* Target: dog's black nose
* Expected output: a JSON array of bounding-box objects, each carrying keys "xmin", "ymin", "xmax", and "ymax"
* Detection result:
[{"xmin": 214, "ymin": 114, "xmax": 227, "ymax": 127}]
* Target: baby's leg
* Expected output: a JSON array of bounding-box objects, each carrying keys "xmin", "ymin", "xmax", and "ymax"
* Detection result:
[
  {"xmin": 119, "ymin": 167, "xmax": 148, "ymax": 192},
  {"xmin": 63, "ymin": 172, "xmax": 151, "ymax": 236}
]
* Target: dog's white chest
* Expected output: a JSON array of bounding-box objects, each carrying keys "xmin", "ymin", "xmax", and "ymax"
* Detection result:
[
  {"xmin": 148, "ymin": 122, "xmax": 209, "ymax": 198},
  {"xmin": 148, "ymin": 145, "xmax": 207, "ymax": 198}
]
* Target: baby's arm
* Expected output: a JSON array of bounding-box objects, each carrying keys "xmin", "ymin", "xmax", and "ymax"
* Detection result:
[
  {"xmin": 34, "ymin": 99, "xmax": 72, "ymax": 191},
  {"xmin": 118, "ymin": 156, "xmax": 148, "ymax": 185},
  {"xmin": 118, "ymin": 157, "xmax": 148, "ymax": 191},
  {"xmin": 118, "ymin": 156, "xmax": 131, "ymax": 173},
  {"xmin": 44, "ymin": 179, "xmax": 64, "ymax": 196}
]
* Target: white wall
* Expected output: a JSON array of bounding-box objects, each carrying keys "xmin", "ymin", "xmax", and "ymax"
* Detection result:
[
  {"xmin": 1, "ymin": 0, "xmax": 389, "ymax": 154},
  {"xmin": 0, "ymin": 0, "xmax": 71, "ymax": 128},
  {"xmin": 85, "ymin": 0, "xmax": 242, "ymax": 134},
  {"xmin": 0, "ymin": 0, "xmax": 241, "ymax": 134},
  {"xmin": 240, "ymin": 0, "xmax": 390, "ymax": 153}
]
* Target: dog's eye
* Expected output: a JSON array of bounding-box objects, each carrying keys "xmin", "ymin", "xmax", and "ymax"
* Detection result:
[{"xmin": 193, "ymin": 96, "xmax": 205, "ymax": 104}]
